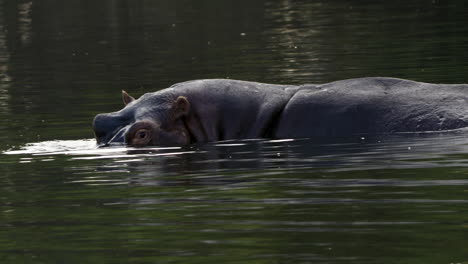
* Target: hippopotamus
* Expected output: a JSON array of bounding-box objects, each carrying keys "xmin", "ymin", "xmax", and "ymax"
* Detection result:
[{"xmin": 93, "ymin": 77, "xmax": 468, "ymax": 147}]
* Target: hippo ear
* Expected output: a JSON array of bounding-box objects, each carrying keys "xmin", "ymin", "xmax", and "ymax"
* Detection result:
[
  {"xmin": 122, "ymin": 90, "xmax": 135, "ymax": 106},
  {"xmin": 172, "ymin": 96, "xmax": 190, "ymax": 118}
]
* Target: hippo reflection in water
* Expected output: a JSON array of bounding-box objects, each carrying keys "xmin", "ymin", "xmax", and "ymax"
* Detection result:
[{"xmin": 93, "ymin": 77, "xmax": 468, "ymax": 147}]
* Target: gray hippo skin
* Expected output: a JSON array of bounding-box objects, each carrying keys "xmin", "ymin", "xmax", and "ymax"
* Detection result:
[{"xmin": 93, "ymin": 77, "xmax": 468, "ymax": 147}]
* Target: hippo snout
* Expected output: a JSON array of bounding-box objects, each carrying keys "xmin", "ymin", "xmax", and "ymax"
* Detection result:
[{"xmin": 93, "ymin": 113, "xmax": 130, "ymax": 146}]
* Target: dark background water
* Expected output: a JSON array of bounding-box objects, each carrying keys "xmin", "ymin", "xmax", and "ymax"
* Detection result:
[{"xmin": 1, "ymin": 0, "xmax": 468, "ymax": 263}]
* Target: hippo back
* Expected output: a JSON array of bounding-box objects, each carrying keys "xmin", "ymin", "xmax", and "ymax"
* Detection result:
[{"xmin": 273, "ymin": 77, "xmax": 468, "ymax": 138}]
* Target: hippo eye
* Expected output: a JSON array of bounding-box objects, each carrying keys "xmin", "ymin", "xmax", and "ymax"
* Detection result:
[
  {"xmin": 126, "ymin": 120, "xmax": 157, "ymax": 147},
  {"xmin": 136, "ymin": 129, "xmax": 148, "ymax": 139}
]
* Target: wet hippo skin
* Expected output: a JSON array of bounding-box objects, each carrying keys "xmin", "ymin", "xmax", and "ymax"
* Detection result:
[{"xmin": 93, "ymin": 77, "xmax": 468, "ymax": 147}]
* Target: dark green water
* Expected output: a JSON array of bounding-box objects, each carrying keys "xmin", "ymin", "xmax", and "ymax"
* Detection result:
[{"xmin": 1, "ymin": 1, "xmax": 468, "ymax": 263}]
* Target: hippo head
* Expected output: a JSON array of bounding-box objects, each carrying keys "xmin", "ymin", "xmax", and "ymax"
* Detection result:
[{"xmin": 93, "ymin": 90, "xmax": 191, "ymax": 147}]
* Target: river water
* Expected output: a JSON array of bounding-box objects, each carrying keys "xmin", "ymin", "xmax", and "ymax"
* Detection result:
[{"xmin": 1, "ymin": 1, "xmax": 468, "ymax": 263}]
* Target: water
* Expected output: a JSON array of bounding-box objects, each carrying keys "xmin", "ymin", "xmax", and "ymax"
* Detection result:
[
  {"xmin": 1, "ymin": 0, "xmax": 468, "ymax": 263},
  {"xmin": 3, "ymin": 134, "xmax": 468, "ymax": 263}
]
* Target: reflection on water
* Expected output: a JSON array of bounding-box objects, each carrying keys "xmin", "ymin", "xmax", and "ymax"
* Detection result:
[
  {"xmin": 2, "ymin": 134, "xmax": 468, "ymax": 263},
  {"xmin": 5, "ymin": 133, "xmax": 468, "ymax": 185},
  {"xmin": 262, "ymin": 1, "xmax": 324, "ymax": 80},
  {"xmin": 0, "ymin": 1, "xmax": 10, "ymax": 114},
  {"xmin": 17, "ymin": 1, "xmax": 32, "ymax": 46}
]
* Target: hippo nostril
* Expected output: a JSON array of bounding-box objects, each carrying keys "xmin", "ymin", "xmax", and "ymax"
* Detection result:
[
  {"xmin": 92, "ymin": 110, "xmax": 135, "ymax": 146},
  {"xmin": 93, "ymin": 113, "xmax": 128, "ymax": 145}
]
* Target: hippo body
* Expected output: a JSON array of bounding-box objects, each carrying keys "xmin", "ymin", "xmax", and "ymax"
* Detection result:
[{"xmin": 93, "ymin": 77, "xmax": 468, "ymax": 147}]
